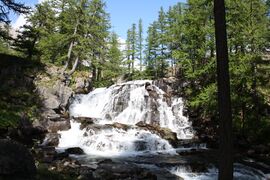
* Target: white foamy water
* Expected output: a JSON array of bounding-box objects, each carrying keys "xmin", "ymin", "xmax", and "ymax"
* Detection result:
[
  {"xmin": 169, "ymin": 164, "xmax": 267, "ymax": 180},
  {"xmin": 69, "ymin": 80, "xmax": 193, "ymax": 139},
  {"xmin": 58, "ymin": 121, "xmax": 176, "ymax": 156},
  {"xmin": 58, "ymin": 80, "xmax": 193, "ymax": 156}
]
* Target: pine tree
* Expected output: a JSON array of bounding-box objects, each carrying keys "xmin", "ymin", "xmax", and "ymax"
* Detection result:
[
  {"xmin": 156, "ymin": 7, "xmax": 168, "ymax": 77},
  {"xmin": 87, "ymin": 0, "xmax": 110, "ymax": 80},
  {"xmin": 104, "ymin": 32, "xmax": 123, "ymax": 82},
  {"xmin": 145, "ymin": 22, "xmax": 159, "ymax": 78},
  {"xmin": 166, "ymin": 3, "xmax": 185, "ymax": 76},
  {"xmin": 0, "ymin": 0, "xmax": 30, "ymax": 53},
  {"xmin": 125, "ymin": 29, "xmax": 132, "ymax": 73},
  {"xmin": 0, "ymin": 0, "xmax": 29, "ymax": 24},
  {"xmin": 130, "ymin": 23, "xmax": 137, "ymax": 73},
  {"xmin": 138, "ymin": 18, "xmax": 143, "ymax": 71}
]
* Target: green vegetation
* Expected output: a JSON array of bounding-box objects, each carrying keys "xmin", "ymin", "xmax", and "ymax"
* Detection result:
[
  {"xmin": 0, "ymin": 0, "xmax": 269, "ymax": 144},
  {"xmin": 0, "ymin": 54, "xmax": 42, "ymax": 128},
  {"xmin": 143, "ymin": 0, "xmax": 270, "ymax": 144},
  {"xmin": 124, "ymin": 0, "xmax": 270, "ymax": 144}
]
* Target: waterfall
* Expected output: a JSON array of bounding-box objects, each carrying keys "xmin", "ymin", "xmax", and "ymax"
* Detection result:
[{"xmin": 58, "ymin": 80, "xmax": 194, "ymax": 156}]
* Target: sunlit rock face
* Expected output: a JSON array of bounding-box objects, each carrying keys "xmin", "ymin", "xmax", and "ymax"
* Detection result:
[{"xmin": 58, "ymin": 80, "xmax": 194, "ymax": 156}]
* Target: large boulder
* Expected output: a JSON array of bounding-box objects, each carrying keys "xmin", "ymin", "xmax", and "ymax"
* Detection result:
[
  {"xmin": 35, "ymin": 73, "xmax": 73, "ymax": 120},
  {"xmin": 0, "ymin": 139, "xmax": 36, "ymax": 178}
]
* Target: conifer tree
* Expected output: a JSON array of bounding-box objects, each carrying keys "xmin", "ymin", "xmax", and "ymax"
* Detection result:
[
  {"xmin": 156, "ymin": 7, "xmax": 168, "ymax": 77},
  {"xmin": 130, "ymin": 23, "xmax": 137, "ymax": 73},
  {"xmin": 125, "ymin": 29, "xmax": 132, "ymax": 73},
  {"xmin": 104, "ymin": 32, "xmax": 123, "ymax": 81},
  {"xmin": 145, "ymin": 22, "xmax": 159, "ymax": 78},
  {"xmin": 138, "ymin": 18, "xmax": 143, "ymax": 71},
  {"xmin": 0, "ymin": 0, "xmax": 29, "ymax": 24}
]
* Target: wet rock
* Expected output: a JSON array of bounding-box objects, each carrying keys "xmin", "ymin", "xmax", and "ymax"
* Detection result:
[
  {"xmin": 146, "ymin": 84, "xmax": 154, "ymax": 92},
  {"xmin": 110, "ymin": 85, "xmax": 131, "ymax": 116},
  {"xmin": 73, "ymin": 117, "xmax": 94, "ymax": 129},
  {"xmin": 136, "ymin": 121, "xmax": 178, "ymax": 147},
  {"xmin": 153, "ymin": 77, "xmax": 178, "ymax": 96},
  {"xmin": 65, "ymin": 147, "xmax": 85, "ymax": 155},
  {"xmin": 42, "ymin": 133, "xmax": 60, "ymax": 146},
  {"xmin": 97, "ymin": 159, "xmax": 113, "ymax": 165},
  {"xmin": 40, "ymin": 146, "xmax": 57, "ymax": 163},
  {"xmin": 94, "ymin": 161, "xmax": 156, "ymax": 180},
  {"xmin": 0, "ymin": 139, "xmax": 36, "ymax": 178},
  {"xmin": 52, "ymin": 157, "xmax": 82, "ymax": 176},
  {"xmin": 134, "ymin": 140, "xmax": 148, "ymax": 151},
  {"xmin": 111, "ymin": 122, "xmax": 130, "ymax": 131},
  {"xmin": 148, "ymin": 90, "xmax": 159, "ymax": 100},
  {"xmin": 55, "ymin": 152, "xmax": 69, "ymax": 160},
  {"xmin": 47, "ymin": 119, "xmax": 71, "ymax": 133},
  {"xmin": 77, "ymin": 166, "xmax": 95, "ymax": 180}
]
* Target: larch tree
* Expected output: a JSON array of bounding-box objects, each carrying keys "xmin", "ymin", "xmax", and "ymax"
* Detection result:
[
  {"xmin": 104, "ymin": 31, "xmax": 123, "ymax": 82},
  {"xmin": 156, "ymin": 7, "xmax": 168, "ymax": 78},
  {"xmin": 138, "ymin": 18, "xmax": 143, "ymax": 71},
  {"xmin": 145, "ymin": 22, "xmax": 159, "ymax": 78},
  {"xmin": 130, "ymin": 23, "xmax": 137, "ymax": 73},
  {"xmin": 0, "ymin": 0, "xmax": 29, "ymax": 24}
]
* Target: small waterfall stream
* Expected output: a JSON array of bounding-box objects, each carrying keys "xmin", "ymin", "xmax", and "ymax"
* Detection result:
[{"xmin": 57, "ymin": 80, "xmax": 267, "ymax": 179}]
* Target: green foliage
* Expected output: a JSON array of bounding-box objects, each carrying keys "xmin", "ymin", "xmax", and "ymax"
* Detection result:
[
  {"xmin": 0, "ymin": 54, "xmax": 42, "ymax": 128},
  {"xmin": 142, "ymin": 0, "xmax": 270, "ymax": 144},
  {"xmin": 102, "ymin": 32, "xmax": 123, "ymax": 84},
  {"xmin": 13, "ymin": 0, "xmax": 113, "ymax": 79}
]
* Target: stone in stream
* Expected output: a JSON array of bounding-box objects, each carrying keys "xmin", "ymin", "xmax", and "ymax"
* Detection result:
[
  {"xmin": 94, "ymin": 160, "xmax": 157, "ymax": 180},
  {"xmin": 136, "ymin": 121, "xmax": 178, "ymax": 147},
  {"xmin": 0, "ymin": 139, "xmax": 36, "ymax": 178},
  {"xmin": 73, "ymin": 117, "xmax": 94, "ymax": 130},
  {"xmin": 65, "ymin": 147, "xmax": 85, "ymax": 155}
]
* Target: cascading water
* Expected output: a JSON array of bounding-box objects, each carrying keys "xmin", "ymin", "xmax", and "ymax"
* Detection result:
[
  {"xmin": 58, "ymin": 80, "xmax": 193, "ymax": 156},
  {"xmin": 169, "ymin": 163, "xmax": 267, "ymax": 180},
  {"xmin": 57, "ymin": 80, "xmax": 268, "ymax": 179}
]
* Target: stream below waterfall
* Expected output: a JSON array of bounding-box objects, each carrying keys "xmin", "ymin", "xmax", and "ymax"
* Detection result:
[{"xmin": 56, "ymin": 80, "xmax": 268, "ymax": 179}]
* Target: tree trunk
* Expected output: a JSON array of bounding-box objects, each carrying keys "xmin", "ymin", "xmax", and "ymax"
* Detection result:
[
  {"xmin": 92, "ymin": 65, "xmax": 97, "ymax": 81},
  {"xmin": 132, "ymin": 53, "xmax": 135, "ymax": 74},
  {"xmin": 62, "ymin": 19, "xmax": 79, "ymax": 73},
  {"xmin": 68, "ymin": 56, "xmax": 79, "ymax": 76},
  {"xmin": 214, "ymin": 0, "xmax": 233, "ymax": 180}
]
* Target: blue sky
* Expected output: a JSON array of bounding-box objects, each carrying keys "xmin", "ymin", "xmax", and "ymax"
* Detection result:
[{"xmin": 12, "ymin": 0, "xmax": 186, "ymax": 39}]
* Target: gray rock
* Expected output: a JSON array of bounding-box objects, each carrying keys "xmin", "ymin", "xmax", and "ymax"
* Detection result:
[
  {"xmin": 75, "ymin": 77, "xmax": 86, "ymax": 90},
  {"xmin": 44, "ymin": 94, "xmax": 61, "ymax": 109},
  {"xmin": 42, "ymin": 133, "xmax": 60, "ymax": 146},
  {"xmin": 47, "ymin": 119, "xmax": 71, "ymax": 133},
  {"xmin": 54, "ymin": 81, "xmax": 73, "ymax": 109}
]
